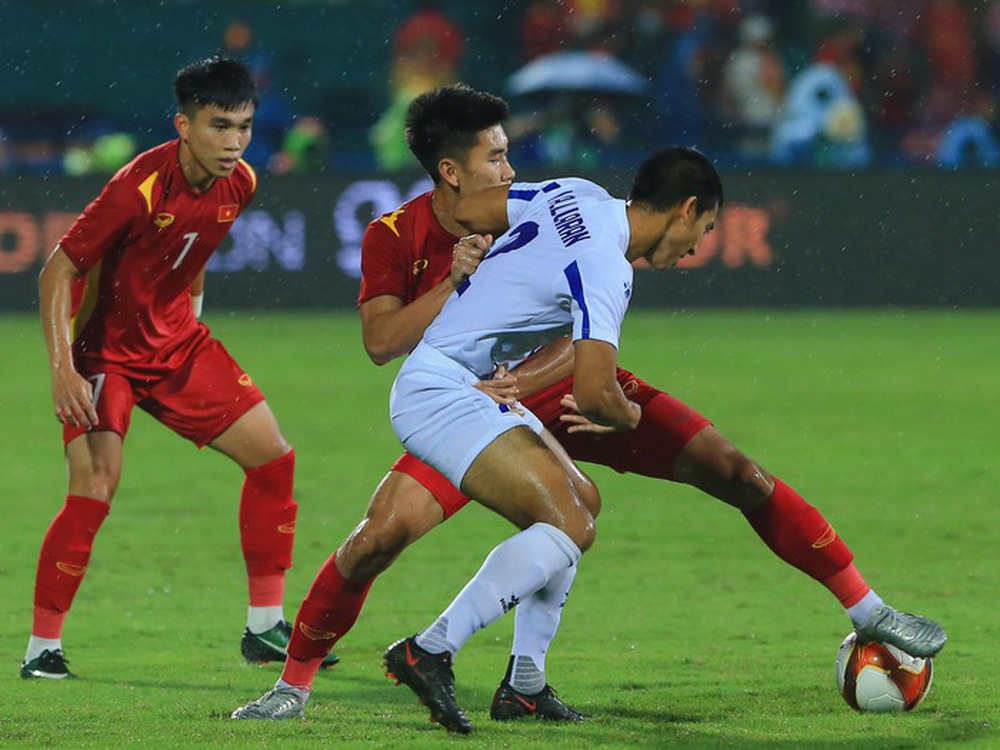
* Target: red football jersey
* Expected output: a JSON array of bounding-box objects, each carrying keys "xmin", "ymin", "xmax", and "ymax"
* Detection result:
[
  {"xmin": 60, "ymin": 139, "xmax": 256, "ymax": 377},
  {"xmin": 357, "ymin": 191, "xmax": 456, "ymax": 307}
]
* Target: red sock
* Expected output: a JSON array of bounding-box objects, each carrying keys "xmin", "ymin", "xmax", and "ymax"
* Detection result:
[
  {"xmin": 33, "ymin": 495, "xmax": 110, "ymax": 638},
  {"xmin": 240, "ymin": 451, "xmax": 297, "ymax": 607},
  {"xmin": 744, "ymin": 478, "xmax": 868, "ymax": 605},
  {"xmin": 281, "ymin": 553, "xmax": 373, "ymax": 689},
  {"xmin": 820, "ymin": 563, "xmax": 871, "ymax": 608}
]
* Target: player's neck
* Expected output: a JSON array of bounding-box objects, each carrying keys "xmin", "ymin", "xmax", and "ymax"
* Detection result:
[
  {"xmin": 177, "ymin": 143, "xmax": 217, "ymax": 194},
  {"xmin": 431, "ymin": 186, "xmax": 465, "ymax": 237},
  {"xmin": 624, "ymin": 204, "xmax": 673, "ymax": 262}
]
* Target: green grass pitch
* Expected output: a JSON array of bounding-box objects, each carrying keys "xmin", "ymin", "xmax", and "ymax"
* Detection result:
[{"xmin": 1, "ymin": 310, "xmax": 998, "ymax": 748}]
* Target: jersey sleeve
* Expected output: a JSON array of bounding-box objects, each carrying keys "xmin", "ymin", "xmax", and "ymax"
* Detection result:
[
  {"xmin": 59, "ymin": 176, "xmax": 142, "ymax": 272},
  {"xmin": 561, "ymin": 250, "xmax": 633, "ymax": 349},
  {"xmin": 357, "ymin": 220, "xmax": 410, "ymax": 306},
  {"xmin": 505, "ymin": 180, "xmax": 555, "ymax": 227},
  {"xmin": 506, "ymin": 178, "xmax": 607, "ymax": 229},
  {"xmin": 236, "ymin": 159, "xmax": 258, "ymax": 208}
]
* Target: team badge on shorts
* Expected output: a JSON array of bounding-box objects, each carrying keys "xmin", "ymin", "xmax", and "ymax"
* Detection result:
[{"xmin": 238, "ymin": 373, "xmax": 254, "ymax": 386}]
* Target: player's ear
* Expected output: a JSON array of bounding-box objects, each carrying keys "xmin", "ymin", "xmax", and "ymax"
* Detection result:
[
  {"xmin": 438, "ymin": 157, "xmax": 460, "ymax": 189},
  {"xmin": 679, "ymin": 195, "xmax": 698, "ymax": 223},
  {"xmin": 174, "ymin": 112, "xmax": 190, "ymax": 140}
]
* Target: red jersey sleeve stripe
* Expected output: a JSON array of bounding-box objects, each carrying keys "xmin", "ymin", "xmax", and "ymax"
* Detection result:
[
  {"xmin": 137, "ymin": 172, "xmax": 158, "ymax": 214},
  {"xmin": 238, "ymin": 159, "xmax": 257, "ymax": 193}
]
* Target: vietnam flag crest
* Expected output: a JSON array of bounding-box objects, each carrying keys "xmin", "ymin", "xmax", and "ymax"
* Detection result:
[{"xmin": 218, "ymin": 204, "xmax": 239, "ymax": 223}]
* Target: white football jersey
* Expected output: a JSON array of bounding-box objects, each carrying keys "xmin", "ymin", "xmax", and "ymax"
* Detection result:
[{"xmin": 422, "ymin": 178, "xmax": 634, "ymax": 378}]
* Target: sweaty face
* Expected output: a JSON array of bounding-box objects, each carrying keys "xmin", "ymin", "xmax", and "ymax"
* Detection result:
[
  {"xmin": 647, "ymin": 205, "xmax": 718, "ymax": 270},
  {"xmin": 175, "ymin": 102, "xmax": 254, "ymax": 191},
  {"xmin": 455, "ymin": 125, "xmax": 515, "ymax": 194}
]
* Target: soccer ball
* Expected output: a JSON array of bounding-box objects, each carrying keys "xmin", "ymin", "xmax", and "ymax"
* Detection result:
[{"xmin": 835, "ymin": 631, "xmax": 933, "ymax": 712}]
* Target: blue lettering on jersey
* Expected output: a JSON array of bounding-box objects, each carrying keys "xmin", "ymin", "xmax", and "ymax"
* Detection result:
[{"xmin": 547, "ymin": 189, "xmax": 591, "ymax": 248}]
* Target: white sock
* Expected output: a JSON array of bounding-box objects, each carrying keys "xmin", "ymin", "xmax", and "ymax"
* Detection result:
[
  {"xmin": 847, "ymin": 589, "xmax": 885, "ymax": 627},
  {"xmin": 509, "ymin": 655, "xmax": 545, "ymax": 695},
  {"xmin": 26, "ymin": 636, "xmax": 62, "ymax": 662},
  {"xmin": 509, "ymin": 562, "xmax": 578, "ymax": 694},
  {"xmin": 247, "ymin": 605, "xmax": 285, "ymax": 634},
  {"xmin": 415, "ymin": 523, "xmax": 581, "ymax": 656},
  {"xmin": 275, "ymin": 678, "xmax": 311, "ymax": 699},
  {"xmin": 416, "ymin": 618, "xmax": 455, "ymax": 655}
]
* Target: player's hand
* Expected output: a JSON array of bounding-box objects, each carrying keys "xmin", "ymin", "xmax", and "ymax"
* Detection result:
[
  {"xmin": 51, "ymin": 367, "xmax": 98, "ymax": 430},
  {"xmin": 449, "ymin": 234, "xmax": 492, "ymax": 287},
  {"xmin": 558, "ymin": 394, "xmax": 641, "ymax": 433},
  {"xmin": 475, "ymin": 364, "xmax": 524, "ymax": 413}
]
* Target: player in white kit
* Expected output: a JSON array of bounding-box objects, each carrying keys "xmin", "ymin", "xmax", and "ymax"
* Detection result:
[
  {"xmin": 390, "ymin": 177, "xmax": 634, "ymax": 484},
  {"xmin": 383, "ymin": 147, "xmax": 722, "ymax": 734}
]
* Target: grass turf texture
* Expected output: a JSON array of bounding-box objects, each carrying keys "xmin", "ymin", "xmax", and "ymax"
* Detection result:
[{"xmin": 1, "ymin": 310, "xmax": 997, "ymax": 749}]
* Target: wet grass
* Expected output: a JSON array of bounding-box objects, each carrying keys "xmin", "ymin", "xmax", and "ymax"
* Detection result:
[{"xmin": 1, "ymin": 309, "xmax": 997, "ymax": 748}]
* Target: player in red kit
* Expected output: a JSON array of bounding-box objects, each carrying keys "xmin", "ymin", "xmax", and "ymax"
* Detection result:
[
  {"xmin": 232, "ymin": 85, "xmax": 944, "ymax": 726},
  {"xmin": 21, "ymin": 57, "xmax": 335, "ymax": 680}
]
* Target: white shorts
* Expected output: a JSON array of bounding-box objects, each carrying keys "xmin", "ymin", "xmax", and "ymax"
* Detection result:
[{"xmin": 390, "ymin": 341, "xmax": 544, "ymax": 489}]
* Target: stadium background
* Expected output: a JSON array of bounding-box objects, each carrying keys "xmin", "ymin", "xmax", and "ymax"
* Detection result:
[
  {"xmin": 1, "ymin": 0, "xmax": 999, "ymax": 312},
  {"xmin": 2, "ymin": 2, "xmax": 999, "ymax": 745}
]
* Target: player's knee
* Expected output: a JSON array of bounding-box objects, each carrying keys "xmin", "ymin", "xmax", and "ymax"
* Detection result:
[
  {"xmin": 338, "ymin": 517, "xmax": 411, "ymax": 580},
  {"xmin": 571, "ymin": 517, "xmax": 596, "ymax": 552},
  {"xmin": 576, "ymin": 478, "xmax": 602, "ymax": 520},
  {"xmin": 247, "ymin": 442, "xmax": 294, "ymax": 472},
  {"xmin": 734, "ymin": 456, "xmax": 773, "ymax": 497},
  {"xmin": 725, "ymin": 454, "xmax": 774, "ymax": 511},
  {"xmin": 68, "ymin": 464, "xmax": 120, "ymax": 502},
  {"xmin": 561, "ymin": 507, "xmax": 596, "ymax": 552}
]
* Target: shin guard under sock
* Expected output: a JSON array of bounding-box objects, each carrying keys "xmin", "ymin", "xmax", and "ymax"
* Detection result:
[
  {"xmin": 280, "ymin": 553, "xmax": 373, "ymax": 689},
  {"xmin": 744, "ymin": 478, "xmax": 858, "ymax": 585},
  {"xmin": 33, "ymin": 495, "xmax": 110, "ymax": 638},
  {"xmin": 240, "ymin": 450, "xmax": 297, "ymax": 606}
]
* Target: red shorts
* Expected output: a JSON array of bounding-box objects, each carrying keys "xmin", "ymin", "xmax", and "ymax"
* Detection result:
[
  {"xmin": 390, "ymin": 452, "xmax": 472, "ymax": 519},
  {"xmin": 63, "ymin": 336, "xmax": 266, "ymax": 448},
  {"xmin": 524, "ymin": 367, "xmax": 712, "ymax": 479},
  {"xmin": 391, "ymin": 366, "xmax": 712, "ymax": 517}
]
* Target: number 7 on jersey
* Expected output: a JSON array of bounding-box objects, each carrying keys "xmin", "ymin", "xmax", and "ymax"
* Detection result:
[{"xmin": 172, "ymin": 232, "xmax": 198, "ymax": 270}]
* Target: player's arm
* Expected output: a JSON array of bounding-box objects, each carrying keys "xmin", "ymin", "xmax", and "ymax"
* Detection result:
[
  {"xmin": 360, "ymin": 288, "xmax": 453, "ymax": 365},
  {"xmin": 476, "ymin": 337, "xmax": 575, "ymax": 405},
  {"xmin": 564, "ymin": 339, "xmax": 640, "ymax": 432},
  {"xmin": 38, "ymin": 246, "xmax": 99, "ymax": 430},
  {"xmin": 360, "ymin": 233, "xmax": 491, "ymax": 365},
  {"xmin": 190, "ymin": 267, "xmax": 206, "ymax": 318},
  {"xmin": 454, "ymin": 184, "xmax": 512, "ymax": 235}
]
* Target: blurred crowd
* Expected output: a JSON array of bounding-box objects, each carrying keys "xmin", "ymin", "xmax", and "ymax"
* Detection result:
[
  {"xmin": 500, "ymin": 0, "xmax": 1000, "ymax": 170},
  {"xmin": 2, "ymin": 0, "xmax": 998, "ymax": 176}
]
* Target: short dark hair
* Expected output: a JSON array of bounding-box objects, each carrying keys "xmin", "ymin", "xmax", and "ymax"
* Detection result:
[
  {"xmin": 173, "ymin": 57, "xmax": 258, "ymax": 116},
  {"xmin": 404, "ymin": 84, "xmax": 510, "ymax": 181},
  {"xmin": 629, "ymin": 147, "xmax": 723, "ymax": 214}
]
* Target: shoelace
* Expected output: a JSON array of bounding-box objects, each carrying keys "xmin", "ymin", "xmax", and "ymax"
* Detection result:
[
  {"xmin": 260, "ymin": 689, "xmax": 301, "ymax": 711},
  {"xmin": 41, "ymin": 650, "xmax": 69, "ymax": 668}
]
